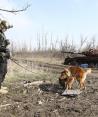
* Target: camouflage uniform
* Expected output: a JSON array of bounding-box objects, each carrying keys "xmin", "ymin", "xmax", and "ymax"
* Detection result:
[{"xmin": 0, "ymin": 20, "xmax": 12, "ymax": 89}]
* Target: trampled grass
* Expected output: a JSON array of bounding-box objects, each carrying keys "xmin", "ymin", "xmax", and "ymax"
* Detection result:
[{"xmin": 4, "ymin": 60, "xmax": 60, "ymax": 86}]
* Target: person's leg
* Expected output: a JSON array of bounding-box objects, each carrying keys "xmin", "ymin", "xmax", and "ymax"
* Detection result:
[
  {"xmin": 2, "ymin": 62, "xmax": 7, "ymax": 82},
  {"xmin": 0, "ymin": 63, "xmax": 5, "ymax": 89}
]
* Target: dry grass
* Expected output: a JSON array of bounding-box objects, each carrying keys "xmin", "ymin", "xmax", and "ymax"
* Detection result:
[
  {"xmin": 15, "ymin": 56, "xmax": 64, "ymax": 64},
  {"xmin": 4, "ymin": 59, "xmax": 60, "ymax": 86}
]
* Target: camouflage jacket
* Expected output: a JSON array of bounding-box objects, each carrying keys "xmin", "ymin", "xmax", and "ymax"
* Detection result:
[
  {"xmin": 0, "ymin": 31, "xmax": 10, "ymax": 61},
  {"xmin": 0, "ymin": 31, "xmax": 6, "ymax": 48}
]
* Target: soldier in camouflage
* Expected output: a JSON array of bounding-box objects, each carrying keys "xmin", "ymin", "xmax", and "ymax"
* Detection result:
[{"xmin": 0, "ymin": 20, "xmax": 13, "ymax": 90}]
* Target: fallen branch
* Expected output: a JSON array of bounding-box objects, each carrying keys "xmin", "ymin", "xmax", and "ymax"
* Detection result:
[{"xmin": 0, "ymin": 104, "xmax": 11, "ymax": 108}]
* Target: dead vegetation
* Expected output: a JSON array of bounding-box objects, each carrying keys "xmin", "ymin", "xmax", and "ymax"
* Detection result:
[{"xmin": 0, "ymin": 58, "xmax": 97, "ymax": 117}]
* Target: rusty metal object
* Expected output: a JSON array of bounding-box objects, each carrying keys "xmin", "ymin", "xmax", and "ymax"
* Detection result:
[{"xmin": 63, "ymin": 49, "xmax": 98, "ymax": 67}]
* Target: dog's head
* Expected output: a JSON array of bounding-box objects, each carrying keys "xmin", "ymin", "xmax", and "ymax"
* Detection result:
[{"xmin": 59, "ymin": 68, "xmax": 71, "ymax": 80}]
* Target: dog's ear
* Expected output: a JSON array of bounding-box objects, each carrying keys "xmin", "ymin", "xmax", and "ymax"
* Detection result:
[
  {"xmin": 64, "ymin": 68, "xmax": 69, "ymax": 72},
  {"xmin": 64, "ymin": 68, "xmax": 71, "ymax": 77}
]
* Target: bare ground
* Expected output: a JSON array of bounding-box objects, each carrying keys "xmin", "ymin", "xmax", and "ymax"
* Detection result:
[{"xmin": 0, "ymin": 61, "xmax": 98, "ymax": 117}]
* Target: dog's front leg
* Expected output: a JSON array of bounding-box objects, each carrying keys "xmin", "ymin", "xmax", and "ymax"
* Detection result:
[
  {"xmin": 65, "ymin": 82, "xmax": 69, "ymax": 90},
  {"xmin": 80, "ymin": 81, "xmax": 86, "ymax": 90},
  {"xmin": 82, "ymin": 82, "xmax": 86, "ymax": 90}
]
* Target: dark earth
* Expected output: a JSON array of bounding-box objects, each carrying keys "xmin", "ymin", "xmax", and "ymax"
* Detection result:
[{"xmin": 0, "ymin": 72, "xmax": 98, "ymax": 117}]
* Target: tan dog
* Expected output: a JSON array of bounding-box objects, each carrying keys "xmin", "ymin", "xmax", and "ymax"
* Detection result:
[
  {"xmin": 59, "ymin": 66, "xmax": 91, "ymax": 90},
  {"xmin": 59, "ymin": 68, "xmax": 74, "ymax": 89}
]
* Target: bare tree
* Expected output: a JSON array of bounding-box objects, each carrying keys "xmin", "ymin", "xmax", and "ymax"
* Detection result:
[
  {"xmin": 78, "ymin": 35, "xmax": 88, "ymax": 52},
  {"xmin": 50, "ymin": 33, "xmax": 53, "ymax": 51},
  {"xmin": 37, "ymin": 33, "xmax": 41, "ymax": 51},
  {"xmin": 91, "ymin": 36, "xmax": 96, "ymax": 49},
  {"xmin": 81, "ymin": 36, "xmax": 96, "ymax": 51},
  {"xmin": 44, "ymin": 33, "xmax": 47, "ymax": 51},
  {"xmin": 60, "ymin": 35, "xmax": 76, "ymax": 52}
]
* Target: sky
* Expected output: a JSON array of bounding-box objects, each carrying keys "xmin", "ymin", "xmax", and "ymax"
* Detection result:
[{"xmin": 0, "ymin": 0, "xmax": 98, "ymax": 50}]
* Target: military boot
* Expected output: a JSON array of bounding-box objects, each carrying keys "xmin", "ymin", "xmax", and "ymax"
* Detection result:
[
  {"xmin": 0, "ymin": 88, "xmax": 8, "ymax": 94},
  {"xmin": 0, "ymin": 83, "xmax": 8, "ymax": 94}
]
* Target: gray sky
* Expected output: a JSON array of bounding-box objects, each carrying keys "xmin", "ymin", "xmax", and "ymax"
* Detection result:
[{"xmin": 0, "ymin": 0, "xmax": 98, "ymax": 50}]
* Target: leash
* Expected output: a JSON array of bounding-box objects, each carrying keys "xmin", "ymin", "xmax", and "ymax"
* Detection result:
[{"xmin": 10, "ymin": 57, "xmax": 39, "ymax": 75}]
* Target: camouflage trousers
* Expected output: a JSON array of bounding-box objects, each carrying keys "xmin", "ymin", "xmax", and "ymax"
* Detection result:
[{"xmin": 0, "ymin": 62, "xmax": 7, "ymax": 88}]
